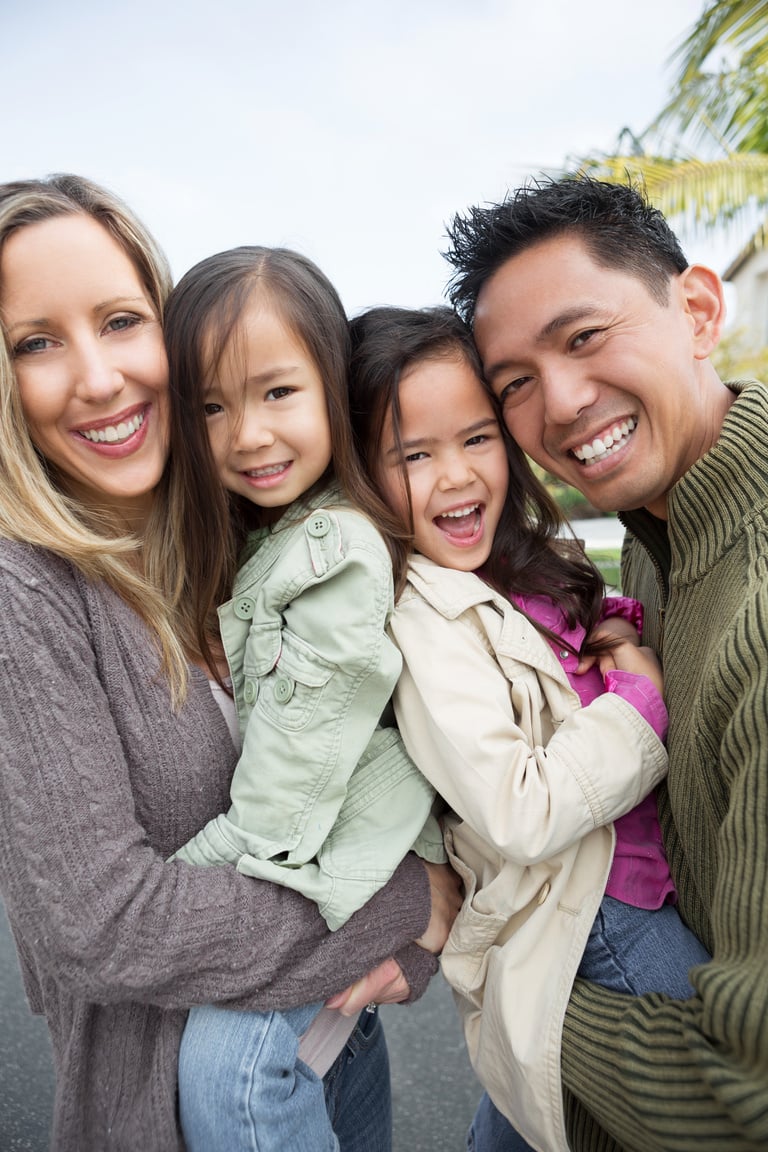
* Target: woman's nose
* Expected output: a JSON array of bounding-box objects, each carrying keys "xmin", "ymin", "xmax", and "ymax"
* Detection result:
[{"xmin": 73, "ymin": 342, "xmax": 125, "ymax": 404}]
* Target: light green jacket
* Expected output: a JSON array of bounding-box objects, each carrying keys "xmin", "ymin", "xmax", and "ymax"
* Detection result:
[{"xmin": 174, "ymin": 488, "xmax": 443, "ymax": 929}]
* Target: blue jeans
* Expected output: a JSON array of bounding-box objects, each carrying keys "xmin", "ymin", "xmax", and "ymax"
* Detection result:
[
  {"xmin": 179, "ymin": 1002, "xmax": 390, "ymax": 1152},
  {"xmin": 467, "ymin": 895, "xmax": 711, "ymax": 1151}
]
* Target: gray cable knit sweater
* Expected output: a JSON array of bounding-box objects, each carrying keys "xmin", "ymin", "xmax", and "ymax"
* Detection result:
[{"xmin": 0, "ymin": 541, "xmax": 434, "ymax": 1151}]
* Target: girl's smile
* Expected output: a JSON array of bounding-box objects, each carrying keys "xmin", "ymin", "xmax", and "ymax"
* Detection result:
[
  {"xmin": 204, "ymin": 302, "xmax": 332, "ymax": 516},
  {"xmin": 377, "ymin": 353, "xmax": 508, "ymax": 572}
]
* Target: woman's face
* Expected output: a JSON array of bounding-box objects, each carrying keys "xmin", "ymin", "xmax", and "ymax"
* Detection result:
[{"xmin": 1, "ymin": 213, "xmax": 169, "ymax": 521}]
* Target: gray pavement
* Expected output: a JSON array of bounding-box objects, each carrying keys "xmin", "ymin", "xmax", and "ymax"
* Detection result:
[{"xmin": 0, "ymin": 900, "xmax": 481, "ymax": 1151}]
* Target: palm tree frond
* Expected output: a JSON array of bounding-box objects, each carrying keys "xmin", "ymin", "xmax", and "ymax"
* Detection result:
[{"xmin": 672, "ymin": 1, "xmax": 768, "ymax": 88}]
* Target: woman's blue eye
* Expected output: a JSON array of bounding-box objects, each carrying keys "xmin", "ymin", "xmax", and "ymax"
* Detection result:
[
  {"xmin": 14, "ymin": 336, "xmax": 52, "ymax": 355},
  {"xmin": 106, "ymin": 315, "xmax": 141, "ymax": 333}
]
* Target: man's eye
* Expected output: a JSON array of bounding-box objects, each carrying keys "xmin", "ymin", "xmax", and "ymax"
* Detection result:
[
  {"xmin": 571, "ymin": 328, "xmax": 599, "ymax": 349},
  {"xmin": 499, "ymin": 378, "xmax": 532, "ymax": 407}
]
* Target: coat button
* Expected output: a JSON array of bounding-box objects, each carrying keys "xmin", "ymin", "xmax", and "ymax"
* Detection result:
[
  {"xmin": 243, "ymin": 678, "xmax": 258, "ymax": 704},
  {"xmin": 306, "ymin": 513, "xmax": 331, "ymax": 538},
  {"xmin": 234, "ymin": 596, "xmax": 256, "ymax": 620},
  {"xmin": 536, "ymin": 882, "xmax": 551, "ymax": 905},
  {"xmin": 274, "ymin": 675, "xmax": 295, "ymax": 703}
]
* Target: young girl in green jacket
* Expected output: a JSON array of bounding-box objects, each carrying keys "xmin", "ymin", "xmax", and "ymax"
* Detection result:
[{"xmin": 162, "ymin": 249, "xmax": 451, "ymax": 1152}]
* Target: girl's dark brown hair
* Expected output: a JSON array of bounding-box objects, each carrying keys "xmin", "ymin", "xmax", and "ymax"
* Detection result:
[
  {"xmin": 348, "ymin": 305, "xmax": 607, "ymax": 642},
  {"xmin": 164, "ymin": 246, "xmax": 406, "ymax": 676}
]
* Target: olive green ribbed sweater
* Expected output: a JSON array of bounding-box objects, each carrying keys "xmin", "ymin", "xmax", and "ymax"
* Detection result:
[{"xmin": 561, "ymin": 381, "xmax": 768, "ymax": 1151}]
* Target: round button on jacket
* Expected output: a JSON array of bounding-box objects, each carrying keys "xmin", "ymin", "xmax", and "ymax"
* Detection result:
[
  {"xmin": 273, "ymin": 675, "xmax": 295, "ymax": 703},
  {"xmin": 306, "ymin": 514, "xmax": 331, "ymax": 538},
  {"xmin": 243, "ymin": 679, "xmax": 258, "ymax": 704},
  {"xmin": 233, "ymin": 596, "xmax": 256, "ymax": 620}
]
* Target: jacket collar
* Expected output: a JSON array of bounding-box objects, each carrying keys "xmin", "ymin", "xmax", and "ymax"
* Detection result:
[
  {"xmin": 234, "ymin": 482, "xmax": 341, "ymax": 590},
  {"xmin": 403, "ymin": 553, "xmax": 573, "ymax": 687}
]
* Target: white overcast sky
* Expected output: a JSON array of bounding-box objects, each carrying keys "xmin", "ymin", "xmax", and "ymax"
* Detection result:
[{"xmin": 3, "ymin": 0, "xmax": 736, "ymax": 317}]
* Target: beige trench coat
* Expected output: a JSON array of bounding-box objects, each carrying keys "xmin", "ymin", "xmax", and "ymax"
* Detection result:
[{"xmin": 388, "ymin": 555, "xmax": 668, "ymax": 1152}]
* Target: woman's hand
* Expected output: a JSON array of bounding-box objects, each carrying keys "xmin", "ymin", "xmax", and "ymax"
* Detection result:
[
  {"xmin": 325, "ymin": 956, "xmax": 410, "ymax": 1017},
  {"xmin": 324, "ymin": 860, "xmax": 463, "ymax": 1017}
]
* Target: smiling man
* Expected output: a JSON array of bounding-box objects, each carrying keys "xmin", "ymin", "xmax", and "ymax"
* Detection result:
[{"xmin": 444, "ymin": 177, "xmax": 768, "ymax": 1151}]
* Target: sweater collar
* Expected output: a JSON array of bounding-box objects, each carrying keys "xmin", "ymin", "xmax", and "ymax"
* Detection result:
[{"xmin": 622, "ymin": 380, "xmax": 766, "ymax": 583}]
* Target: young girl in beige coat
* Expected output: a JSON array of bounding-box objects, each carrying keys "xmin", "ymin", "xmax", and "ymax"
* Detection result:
[{"xmin": 348, "ymin": 305, "xmax": 711, "ymax": 1152}]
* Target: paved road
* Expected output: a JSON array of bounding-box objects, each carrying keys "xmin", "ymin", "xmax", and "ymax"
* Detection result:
[{"xmin": 0, "ymin": 901, "xmax": 482, "ymax": 1151}]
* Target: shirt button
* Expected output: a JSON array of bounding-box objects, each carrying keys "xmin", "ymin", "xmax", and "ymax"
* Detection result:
[
  {"xmin": 306, "ymin": 513, "xmax": 331, "ymax": 538},
  {"xmin": 536, "ymin": 882, "xmax": 551, "ymax": 905},
  {"xmin": 234, "ymin": 596, "xmax": 256, "ymax": 620},
  {"xmin": 274, "ymin": 675, "xmax": 295, "ymax": 703},
  {"xmin": 243, "ymin": 678, "xmax": 258, "ymax": 704},
  {"xmin": 559, "ymin": 649, "xmax": 569, "ymax": 660}
]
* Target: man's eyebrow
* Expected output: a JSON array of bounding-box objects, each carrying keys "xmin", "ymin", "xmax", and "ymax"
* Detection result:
[{"xmin": 484, "ymin": 305, "xmax": 605, "ymax": 379}]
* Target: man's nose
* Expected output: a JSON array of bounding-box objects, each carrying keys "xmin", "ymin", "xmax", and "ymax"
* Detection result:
[{"xmin": 540, "ymin": 368, "xmax": 598, "ymax": 426}]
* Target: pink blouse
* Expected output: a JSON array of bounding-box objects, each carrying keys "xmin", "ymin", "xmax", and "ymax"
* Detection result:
[{"xmin": 512, "ymin": 594, "xmax": 676, "ymax": 910}]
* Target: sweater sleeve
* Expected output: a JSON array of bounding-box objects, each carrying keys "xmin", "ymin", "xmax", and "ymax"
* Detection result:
[
  {"xmin": 561, "ymin": 599, "xmax": 768, "ymax": 1150},
  {"xmin": 0, "ymin": 547, "xmax": 432, "ymax": 1013}
]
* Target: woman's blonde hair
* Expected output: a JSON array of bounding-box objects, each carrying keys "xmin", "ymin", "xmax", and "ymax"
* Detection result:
[{"xmin": 0, "ymin": 174, "xmax": 189, "ymax": 701}]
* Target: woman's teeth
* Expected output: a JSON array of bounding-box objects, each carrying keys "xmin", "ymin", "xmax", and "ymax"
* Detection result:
[
  {"xmin": 80, "ymin": 412, "xmax": 144, "ymax": 444},
  {"xmin": 573, "ymin": 417, "xmax": 636, "ymax": 463}
]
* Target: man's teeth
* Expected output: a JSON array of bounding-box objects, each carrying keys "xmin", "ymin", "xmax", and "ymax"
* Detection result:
[
  {"xmin": 440, "ymin": 505, "xmax": 478, "ymax": 519},
  {"xmin": 573, "ymin": 418, "xmax": 636, "ymax": 463},
  {"xmin": 80, "ymin": 412, "xmax": 144, "ymax": 444}
]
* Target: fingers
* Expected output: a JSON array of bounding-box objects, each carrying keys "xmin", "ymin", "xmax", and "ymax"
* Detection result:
[
  {"xmin": 415, "ymin": 861, "xmax": 463, "ymax": 954},
  {"xmin": 325, "ymin": 957, "xmax": 409, "ymax": 1017}
]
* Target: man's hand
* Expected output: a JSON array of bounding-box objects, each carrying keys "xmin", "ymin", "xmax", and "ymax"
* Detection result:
[{"xmin": 414, "ymin": 860, "xmax": 463, "ymax": 953}]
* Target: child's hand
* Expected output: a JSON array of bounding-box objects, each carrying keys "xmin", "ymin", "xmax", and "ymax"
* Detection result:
[
  {"xmin": 597, "ymin": 641, "xmax": 664, "ymax": 696},
  {"xmin": 576, "ymin": 616, "xmax": 640, "ymax": 675}
]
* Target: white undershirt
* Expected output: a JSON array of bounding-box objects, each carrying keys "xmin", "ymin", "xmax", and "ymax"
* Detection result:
[{"xmin": 207, "ymin": 679, "xmax": 356, "ymax": 1074}]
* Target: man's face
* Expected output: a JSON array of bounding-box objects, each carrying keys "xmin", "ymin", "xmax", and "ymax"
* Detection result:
[{"xmin": 474, "ymin": 234, "xmax": 714, "ymax": 517}]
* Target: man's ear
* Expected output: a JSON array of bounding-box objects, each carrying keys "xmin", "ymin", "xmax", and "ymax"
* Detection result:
[{"xmin": 678, "ymin": 264, "xmax": 726, "ymax": 360}]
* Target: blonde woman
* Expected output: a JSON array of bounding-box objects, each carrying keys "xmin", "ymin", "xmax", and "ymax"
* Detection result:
[{"xmin": 0, "ymin": 174, "xmax": 458, "ymax": 1152}]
